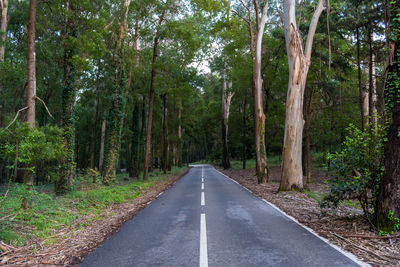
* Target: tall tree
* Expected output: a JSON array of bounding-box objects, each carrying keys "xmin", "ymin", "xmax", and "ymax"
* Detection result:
[
  {"xmin": 0, "ymin": 0, "xmax": 8, "ymax": 61},
  {"xmin": 252, "ymin": 0, "xmax": 269, "ymax": 184},
  {"xmin": 56, "ymin": 0, "xmax": 76, "ymax": 194},
  {"xmin": 143, "ymin": 0, "xmax": 170, "ymax": 181},
  {"xmin": 279, "ymin": 0, "xmax": 325, "ymax": 191},
  {"xmin": 103, "ymin": 0, "xmax": 131, "ymax": 185},
  {"xmin": 221, "ymin": 66, "xmax": 233, "ymax": 169},
  {"xmin": 377, "ymin": 0, "xmax": 400, "ymax": 229},
  {"xmin": 22, "ymin": 0, "xmax": 37, "ymax": 209}
]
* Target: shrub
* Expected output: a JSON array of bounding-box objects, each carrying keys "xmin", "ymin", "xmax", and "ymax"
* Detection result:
[{"xmin": 321, "ymin": 123, "xmax": 384, "ymax": 223}]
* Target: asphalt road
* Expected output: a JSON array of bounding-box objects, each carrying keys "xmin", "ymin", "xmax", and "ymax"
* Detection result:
[{"xmin": 80, "ymin": 165, "xmax": 364, "ymax": 267}]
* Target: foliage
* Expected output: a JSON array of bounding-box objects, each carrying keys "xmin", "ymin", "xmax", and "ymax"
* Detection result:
[
  {"xmin": 321, "ymin": 123, "xmax": 384, "ymax": 222},
  {"xmin": 0, "ymin": 168, "xmax": 183, "ymax": 246},
  {"xmin": 0, "ymin": 123, "xmax": 65, "ymax": 178}
]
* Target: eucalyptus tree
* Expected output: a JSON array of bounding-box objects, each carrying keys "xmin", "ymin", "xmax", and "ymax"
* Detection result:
[
  {"xmin": 280, "ymin": 0, "xmax": 325, "ymax": 191},
  {"xmin": 377, "ymin": 0, "xmax": 400, "ymax": 228}
]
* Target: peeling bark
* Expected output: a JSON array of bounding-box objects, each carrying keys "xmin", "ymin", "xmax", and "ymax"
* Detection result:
[{"xmin": 280, "ymin": 0, "xmax": 325, "ymax": 191}]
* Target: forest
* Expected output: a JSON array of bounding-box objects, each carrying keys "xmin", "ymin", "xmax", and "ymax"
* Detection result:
[{"xmin": 0, "ymin": 0, "xmax": 399, "ymax": 265}]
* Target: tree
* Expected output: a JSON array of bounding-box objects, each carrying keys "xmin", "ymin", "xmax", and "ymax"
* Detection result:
[
  {"xmin": 103, "ymin": 0, "xmax": 131, "ymax": 185},
  {"xmin": 143, "ymin": 0, "xmax": 170, "ymax": 181},
  {"xmin": 279, "ymin": 0, "xmax": 325, "ymax": 191},
  {"xmin": 22, "ymin": 0, "xmax": 37, "ymax": 209},
  {"xmin": 376, "ymin": 0, "xmax": 400, "ymax": 229},
  {"xmin": 0, "ymin": 0, "xmax": 9, "ymax": 61},
  {"xmin": 56, "ymin": 0, "xmax": 76, "ymax": 194},
  {"xmin": 221, "ymin": 66, "xmax": 233, "ymax": 169}
]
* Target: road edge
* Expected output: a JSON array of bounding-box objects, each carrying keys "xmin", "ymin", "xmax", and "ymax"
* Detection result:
[{"xmin": 213, "ymin": 167, "xmax": 370, "ymax": 267}]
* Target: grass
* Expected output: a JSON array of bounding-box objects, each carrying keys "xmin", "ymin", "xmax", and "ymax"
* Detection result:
[{"xmin": 0, "ymin": 167, "xmax": 184, "ymax": 247}]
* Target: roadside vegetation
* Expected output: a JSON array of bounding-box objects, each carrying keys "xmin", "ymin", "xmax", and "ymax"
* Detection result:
[{"xmin": 0, "ymin": 167, "xmax": 184, "ymax": 247}]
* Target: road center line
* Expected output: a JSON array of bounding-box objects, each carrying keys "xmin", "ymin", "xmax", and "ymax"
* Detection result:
[
  {"xmin": 201, "ymin": 183, "xmax": 204, "ymax": 190},
  {"xmin": 200, "ymin": 213, "xmax": 208, "ymax": 267},
  {"xmin": 201, "ymin": 191, "xmax": 205, "ymax": 206}
]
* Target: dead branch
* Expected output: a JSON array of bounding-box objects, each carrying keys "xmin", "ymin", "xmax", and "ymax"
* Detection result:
[
  {"xmin": 34, "ymin": 96, "xmax": 54, "ymax": 120},
  {"xmin": 5, "ymin": 106, "xmax": 29, "ymax": 129},
  {"xmin": 341, "ymin": 233, "xmax": 400, "ymax": 239},
  {"xmin": 332, "ymin": 232, "xmax": 396, "ymax": 262}
]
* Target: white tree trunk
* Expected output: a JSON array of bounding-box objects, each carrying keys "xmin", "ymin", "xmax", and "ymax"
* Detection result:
[
  {"xmin": 370, "ymin": 52, "xmax": 378, "ymax": 128},
  {"xmin": 253, "ymin": 0, "xmax": 268, "ymax": 184},
  {"xmin": 280, "ymin": 0, "xmax": 324, "ymax": 191}
]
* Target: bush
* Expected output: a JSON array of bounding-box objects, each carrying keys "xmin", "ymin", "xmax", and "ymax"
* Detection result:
[
  {"xmin": 0, "ymin": 122, "xmax": 65, "ymax": 180},
  {"xmin": 321, "ymin": 123, "xmax": 384, "ymax": 223}
]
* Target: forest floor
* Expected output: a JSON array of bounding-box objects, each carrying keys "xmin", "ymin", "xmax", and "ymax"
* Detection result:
[
  {"xmin": 0, "ymin": 168, "xmax": 189, "ymax": 266},
  {"xmin": 217, "ymin": 166, "xmax": 400, "ymax": 266}
]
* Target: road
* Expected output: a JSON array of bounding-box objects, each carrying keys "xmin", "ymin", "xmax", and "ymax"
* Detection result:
[{"xmin": 80, "ymin": 165, "xmax": 364, "ymax": 267}]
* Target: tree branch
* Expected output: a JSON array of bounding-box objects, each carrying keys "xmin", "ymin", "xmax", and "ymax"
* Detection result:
[
  {"xmin": 305, "ymin": 0, "xmax": 325, "ymax": 60},
  {"xmin": 6, "ymin": 106, "xmax": 29, "ymax": 129},
  {"xmin": 34, "ymin": 96, "xmax": 54, "ymax": 120}
]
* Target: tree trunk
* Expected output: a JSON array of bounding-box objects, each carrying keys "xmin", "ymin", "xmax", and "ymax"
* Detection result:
[
  {"xmin": 162, "ymin": 94, "xmax": 167, "ymax": 173},
  {"xmin": 253, "ymin": 0, "xmax": 268, "ymax": 184},
  {"xmin": 177, "ymin": 107, "xmax": 182, "ymax": 167},
  {"xmin": 377, "ymin": 3, "xmax": 400, "ymax": 229},
  {"xmin": 0, "ymin": 0, "xmax": 9, "ymax": 62},
  {"xmin": 103, "ymin": 0, "xmax": 131, "ymax": 185},
  {"xmin": 99, "ymin": 118, "xmax": 106, "ymax": 172},
  {"xmin": 368, "ymin": 27, "xmax": 378, "ymax": 129},
  {"xmin": 22, "ymin": 0, "xmax": 37, "ymax": 209},
  {"xmin": 90, "ymin": 62, "xmax": 101, "ymax": 169},
  {"xmin": 242, "ymin": 90, "xmax": 247, "ymax": 169},
  {"xmin": 303, "ymin": 86, "xmax": 313, "ymax": 184},
  {"xmin": 26, "ymin": 0, "xmax": 36, "ymax": 129},
  {"xmin": 221, "ymin": 67, "xmax": 231, "ymax": 169},
  {"xmin": 143, "ymin": 0, "xmax": 169, "ymax": 181},
  {"xmin": 356, "ymin": 27, "xmax": 366, "ymax": 131},
  {"xmin": 129, "ymin": 100, "xmax": 140, "ymax": 179},
  {"xmin": 56, "ymin": 0, "xmax": 76, "ymax": 194},
  {"xmin": 280, "ymin": 0, "xmax": 324, "ymax": 191}
]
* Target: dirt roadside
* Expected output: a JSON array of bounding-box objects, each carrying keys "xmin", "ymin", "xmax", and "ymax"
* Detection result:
[{"xmin": 0, "ymin": 168, "xmax": 190, "ymax": 267}]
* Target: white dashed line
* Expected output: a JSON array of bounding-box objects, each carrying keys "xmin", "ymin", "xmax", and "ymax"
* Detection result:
[
  {"xmin": 200, "ymin": 213, "xmax": 208, "ymax": 267},
  {"xmin": 201, "ymin": 191, "xmax": 205, "ymax": 206},
  {"xmin": 201, "ymin": 183, "xmax": 204, "ymax": 190}
]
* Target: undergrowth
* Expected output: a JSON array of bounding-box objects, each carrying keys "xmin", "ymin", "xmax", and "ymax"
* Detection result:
[{"xmin": 0, "ymin": 167, "xmax": 183, "ymax": 248}]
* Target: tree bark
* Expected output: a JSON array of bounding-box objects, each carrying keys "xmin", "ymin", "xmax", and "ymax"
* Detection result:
[
  {"xmin": 0, "ymin": 0, "xmax": 8, "ymax": 62},
  {"xmin": 99, "ymin": 118, "xmax": 106, "ymax": 172},
  {"xmin": 356, "ymin": 27, "xmax": 367, "ymax": 131},
  {"xmin": 177, "ymin": 106, "xmax": 182, "ymax": 167},
  {"xmin": 56, "ymin": 0, "xmax": 76, "ymax": 194},
  {"xmin": 22, "ymin": 0, "xmax": 37, "ymax": 209},
  {"xmin": 280, "ymin": 0, "xmax": 324, "ymax": 191},
  {"xmin": 368, "ymin": 27, "xmax": 378, "ymax": 129},
  {"xmin": 90, "ymin": 62, "xmax": 101, "ymax": 169},
  {"xmin": 162, "ymin": 94, "xmax": 167, "ymax": 173},
  {"xmin": 26, "ymin": 0, "xmax": 37, "ymax": 129},
  {"xmin": 377, "ymin": 2, "xmax": 400, "ymax": 229},
  {"xmin": 253, "ymin": 0, "xmax": 268, "ymax": 184},
  {"xmin": 303, "ymin": 86, "xmax": 313, "ymax": 184},
  {"xmin": 242, "ymin": 89, "xmax": 247, "ymax": 169},
  {"xmin": 221, "ymin": 66, "xmax": 232, "ymax": 169},
  {"xmin": 143, "ymin": 0, "xmax": 169, "ymax": 181},
  {"xmin": 103, "ymin": 0, "xmax": 131, "ymax": 185}
]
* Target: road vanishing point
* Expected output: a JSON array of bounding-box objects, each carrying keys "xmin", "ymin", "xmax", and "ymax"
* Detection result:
[{"xmin": 81, "ymin": 165, "xmax": 365, "ymax": 267}]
